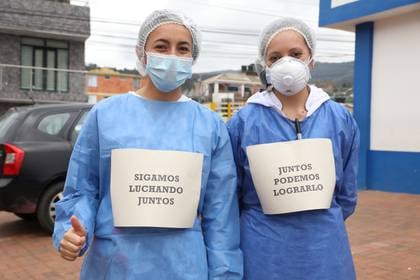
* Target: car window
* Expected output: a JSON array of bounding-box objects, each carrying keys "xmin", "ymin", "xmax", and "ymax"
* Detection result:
[
  {"xmin": 0, "ymin": 110, "xmax": 19, "ymax": 138},
  {"xmin": 37, "ymin": 113, "xmax": 71, "ymax": 136},
  {"xmin": 70, "ymin": 111, "xmax": 88, "ymax": 145}
]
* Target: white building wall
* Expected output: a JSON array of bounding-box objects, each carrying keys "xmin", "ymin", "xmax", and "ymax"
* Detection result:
[
  {"xmin": 212, "ymin": 92, "xmax": 235, "ymax": 103},
  {"xmin": 331, "ymin": 0, "xmax": 359, "ymax": 8},
  {"xmin": 370, "ymin": 10, "xmax": 420, "ymax": 152}
]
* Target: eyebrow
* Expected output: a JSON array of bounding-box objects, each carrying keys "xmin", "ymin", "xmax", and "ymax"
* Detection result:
[
  {"xmin": 289, "ymin": 48, "xmax": 303, "ymax": 52},
  {"xmin": 178, "ymin": 41, "xmax": 192, "ymax": 46},
  {"xmin": 268, "ymin": 48, "xmax": 304, "ymax": 56},
  {"xmin": 152, "ymin": 39, "xmax": 192, "ymax": 46},
  {"xmin": 267, "ymin": 51, "xmax": 281, "ymax": 57},
  {"xmin": 153, "ymin": 39, "xmax": 170, "ymax": 45}
]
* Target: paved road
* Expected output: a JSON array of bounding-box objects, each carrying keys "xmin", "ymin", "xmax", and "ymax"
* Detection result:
[{"xmin": 0, "ymin": 190, "xmax": 419, "ymax": 279}]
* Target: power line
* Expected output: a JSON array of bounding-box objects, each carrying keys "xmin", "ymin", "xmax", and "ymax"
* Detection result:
[
  {"xmin": 88, "ymin": 37, "xmax": 355, "ymax": 53},
  {"xmin": 2, "ymin": 5, "xmax": 355, "ymax": 60},
  {"xmin": 87, "ymin": 40, "xmax": 354, "ymax": 59},
  {"xmin": 2, "ymin": 8, "xmax": 354, "ymax": 44},
  {"xmin": 185, "ymin": 0, "xmax": 319, "ymax": 23},
  {"xmin": 89, "ymin": 30, "xmax": 354, "ymax": 44}
]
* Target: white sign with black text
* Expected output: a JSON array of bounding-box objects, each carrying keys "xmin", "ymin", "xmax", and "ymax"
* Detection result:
[
  {"xmin": 246, "ymin": 138, "xmax": 336, "ymax": 214},
  {"xmin": 110, "ymin": 149, "xmax": 203, "ymax": 228}
]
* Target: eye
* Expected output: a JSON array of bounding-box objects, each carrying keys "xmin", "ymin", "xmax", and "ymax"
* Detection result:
[
  {"xmin": 269, "ymin": 55, "xmax": 281, "ymax": 63},
  {"xmin": 154, "ymin": 44, "xmax": 167, "ymax": 52},
  {"xmin": 291, "ymin": 52, "xmax": 302, "ymax": 58},
  {"xmin": 178, "ymin": 45, "xmax": 191, "ymax": 54}
]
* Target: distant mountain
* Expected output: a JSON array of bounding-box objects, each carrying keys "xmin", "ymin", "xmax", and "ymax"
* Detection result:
[
  {"xmin": 311, "ymin": 61, "xmax": 354, "ymax": 87},
  {"xmin": 191, "ymin": 61, "xmax": 354, "ymax": 88}
]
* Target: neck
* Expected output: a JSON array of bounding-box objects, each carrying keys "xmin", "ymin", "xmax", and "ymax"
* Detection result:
[
  {"xmin": 274, "ymin": 86, "xmax": 310, "ymax": 108},
  {"xmin": 274, "ymin": 86, "xmax": 310, "ymax": 121},
  {"xmin": 136, "ymin": 77, "xmax": 183, "ymax": 102}
]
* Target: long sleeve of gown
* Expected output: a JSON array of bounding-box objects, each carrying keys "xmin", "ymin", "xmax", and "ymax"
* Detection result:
[
  {"xmin": 336, "ymin": 113, "xmax": 360, "ymax": 221},
  {"xmin": 202, "ymin": 119, "xmax": 243, "ymax": 279},
  {"xmin": 52, "ymin": 107, "xmax": 100, "ymax": 255}
]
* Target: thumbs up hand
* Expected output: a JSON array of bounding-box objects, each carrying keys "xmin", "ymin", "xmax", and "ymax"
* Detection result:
[{"xmin": 59, "ymin": 215, "xmax": 87, "ymax": 261}]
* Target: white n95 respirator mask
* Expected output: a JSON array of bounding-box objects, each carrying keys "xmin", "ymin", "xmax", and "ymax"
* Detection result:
[{"xmin": 266, "ymin": 56, "xmax": 312, "ymax": 96}]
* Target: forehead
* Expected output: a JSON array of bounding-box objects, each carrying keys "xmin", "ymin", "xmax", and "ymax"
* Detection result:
[
  {"xmin": 147, "ymin": 23, "xmax": 192, "ymax": 45},
  {"xmin": 266, "ymin": 30, "xmax": 309, "ymax": 55}
]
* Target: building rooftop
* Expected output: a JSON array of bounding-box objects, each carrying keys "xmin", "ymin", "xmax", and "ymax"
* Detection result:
[
  {"xmin": 0, "ymin": 0, "xmax": 90, "ymax": 41},
  {"xmin": 88, "ymin": 68, "xmax": 141, "ymax": 78},
  {"xmin": 203, "ymin": 72, "xmax": 261, "ymax": 86}
]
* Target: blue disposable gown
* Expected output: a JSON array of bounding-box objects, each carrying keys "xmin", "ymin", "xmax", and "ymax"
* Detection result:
[
  {"xmin": 227, "ymin": 89, "xmax": 359, "ymax": 280},
  {"xmin": 53, "ymin": 93, "xmax": 243, "ymax": 279}
]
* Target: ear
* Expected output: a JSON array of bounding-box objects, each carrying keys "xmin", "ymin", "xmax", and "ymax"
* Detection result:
[{"xmin": 309, "ymin": 58, "xmax": 315, "ymax": 70}]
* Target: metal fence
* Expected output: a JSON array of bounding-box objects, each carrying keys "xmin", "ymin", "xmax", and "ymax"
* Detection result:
[
  {"xmin": 0, "ymin": 64, "xmax": 87, "ymax": 93},
  {"xmin": 208, "ymin": 101, "xmax": 244, "ymax": 121},
  {"xmin": 0, "ymin": 63, "xmax": 244, "ymax": 120}
]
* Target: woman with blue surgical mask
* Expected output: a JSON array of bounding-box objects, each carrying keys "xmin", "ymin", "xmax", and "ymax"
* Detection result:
[
  {"xmin": 53, "ymin": 9, "xmax": 243, "ymax": 279},
  {"xmin": 227, "ymin": 18, "xmax": 359, "ymax": 280},
  {"xmin": 135, "ymin": 11, "xmax": 197, "ymax": 98}
]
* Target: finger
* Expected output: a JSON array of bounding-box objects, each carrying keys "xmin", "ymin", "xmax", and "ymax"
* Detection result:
[
  {"xmin": 60, "ymin": 246, "xmax": 79, "ymax": 258},
  {"xmin": 60, "ymin": 247, "xmax": 80, "ymax": 258},
  {"xmin": 60, "ymin": 239, "xmax": 82, "ymax": 253},
  {"xmin": 63, "ymin": 230, "xmax": 85, "ymax": 246},
  {"xmin": 70, "ymin": 216, "xmax": 86, "ymax": 237},
  {"xmin": 61, "ymin": 253, "xmax": 77, "ymax": 261}
]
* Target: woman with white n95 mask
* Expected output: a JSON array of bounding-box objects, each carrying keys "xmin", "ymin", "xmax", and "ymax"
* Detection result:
[
  {"xmin": 227, "ymin": 17, "xmax": 359, "ymax": 280},
  {"xmin": 52, "ymin": 9, "xmax": 243, "ymax": 279}
]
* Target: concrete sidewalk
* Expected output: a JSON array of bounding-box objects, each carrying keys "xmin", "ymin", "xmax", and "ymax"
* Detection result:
[{"xmin": 0, "ymin": 190, "xmax": 419, "ymax": 279}]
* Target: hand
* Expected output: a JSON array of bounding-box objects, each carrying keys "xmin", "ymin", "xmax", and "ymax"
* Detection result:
[{"xmin": 59, "ymin": 215, "xmax": 87, "ymax": 261}]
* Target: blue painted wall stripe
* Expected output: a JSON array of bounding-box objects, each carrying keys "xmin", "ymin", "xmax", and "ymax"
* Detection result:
[
  {"xmin": 368, "ymin": 151, "xmax": 420, "ymax": 194},
  {"xmin": 353, "ymin": 22, "xmax": 373, "ymax": 189},
  {"xmin": 319, "ymin": 0, "xmax": 420, "ymax": 27}
]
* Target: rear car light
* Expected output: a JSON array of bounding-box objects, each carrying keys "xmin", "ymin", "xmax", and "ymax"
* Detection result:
[{"xmin": 3, "ymin": 144, "xmax": 25, "ymax": 176}]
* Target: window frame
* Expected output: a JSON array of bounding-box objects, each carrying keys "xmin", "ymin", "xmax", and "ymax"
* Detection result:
[
  {"xmin": 20, "ymin": 37, "xmax": 70, "ymax": 93},
  {"xmin": 69, "ymin": 110, "xmax": 89, "ymax": 146},
  {"xmin": 87, "ymin": 75, "xmax": 98, "ymax": 87}
]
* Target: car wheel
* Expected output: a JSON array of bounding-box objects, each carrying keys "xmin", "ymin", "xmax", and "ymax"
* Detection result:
[
  {"xmin": 14, "ymin": 213, "xmax": 37, "ymax": 221},
  {"xmin": 37, "ymin": 182, "xmax": 64, "ymax": 233}
]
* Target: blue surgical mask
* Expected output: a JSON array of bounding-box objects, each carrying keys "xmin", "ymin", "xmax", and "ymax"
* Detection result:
[{"xmin": 145, "ymin": 52, "xmax": 193, "ymax": 93}]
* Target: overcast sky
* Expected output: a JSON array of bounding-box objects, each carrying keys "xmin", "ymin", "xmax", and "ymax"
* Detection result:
[{"xmin": 77, "ymin": 0, "xmax": 355, "ymax": 72}]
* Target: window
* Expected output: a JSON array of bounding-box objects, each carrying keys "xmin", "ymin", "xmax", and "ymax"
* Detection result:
[
  {"xmin": 88, "ymin": 75, "xmax": 98, "ymax": 87},
  {"xmin": 133, "ymin": 78, "xmax": 140, "ymax": 89},
  {"xmin": 0, "ymin": 110, "xmax": 19, "ymax": 139},
  {"xmin": 227, "ymin": 86, "xmax": 239, "ymax": 92},
  {"xmin": 21, "ymin": 37, "xmax": 69, "ymax": 92},
  {"xmin": 70, "ymin": 111, "xmax": 88, "ymax": 145},
  {"xmin": 221, "ymin": 98, "xmax": 233, "ymax": 102},
  {"xmin": 37, "ymin": 113, "xmax": 71, "ymax": 135}
]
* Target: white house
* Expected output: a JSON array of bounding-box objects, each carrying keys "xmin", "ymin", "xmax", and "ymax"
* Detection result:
[{"xmin": 319, "ymin": 0, "xmax": 420, "ymax": 193}]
